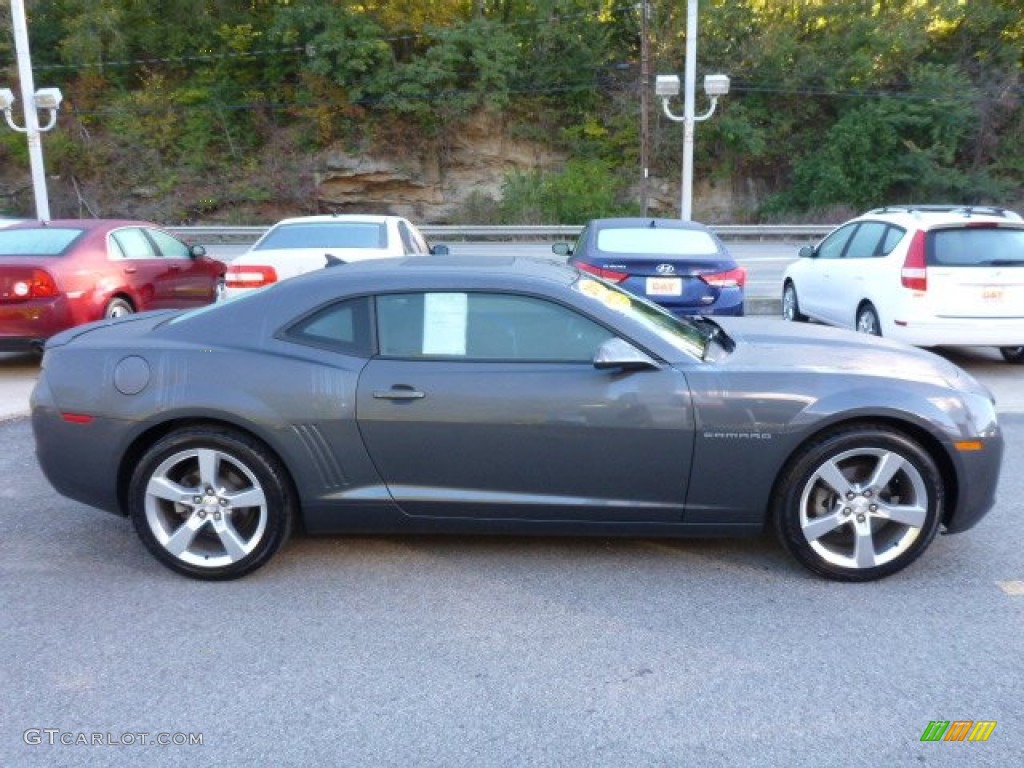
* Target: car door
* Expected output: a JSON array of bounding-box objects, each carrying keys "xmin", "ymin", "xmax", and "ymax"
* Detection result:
[
  {"xmin": 798, "ymin": 222, "xmax": 857, "ymax": 323},
  {"xmin": 820, "ymin": 221, "xmax": 891, "ymax": 327},
  {"xmin": 108, "ymin": 227, "xmax": 179, "ymax": 310},
  {"xmin": 356, "ymin": 291, "xmax": 695, "ymax": 523},
  {"xmin": 144, "ymin": 227, "xmax": 218, "ymax": 306}
]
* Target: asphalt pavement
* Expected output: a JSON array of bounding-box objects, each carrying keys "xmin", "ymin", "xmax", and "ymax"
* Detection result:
[{"xmin": 2, "ymin": 413, "xmax": 1022, "ymax": 767}]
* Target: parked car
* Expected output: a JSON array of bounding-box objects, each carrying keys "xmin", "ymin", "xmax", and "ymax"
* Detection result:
[
  {"xmin": 32, "ymin": 256, "xmax": 1001, "ymax": 582},
  {"xmin": 0, "ymin": 219, "xmax": 225, "ymax": 353},
  {"xmin": 782, "ymin": 205, "xmax": 1024, "ymax": 363},
  {"xmin": 223, "ymin": 214, "xmax": 448, "ymax": 298},
  {"xmin": 552, "ymin": 217, "xmax": 745, "ymax": 316}
]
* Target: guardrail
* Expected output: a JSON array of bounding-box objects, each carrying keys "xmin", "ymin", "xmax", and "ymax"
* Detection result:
[{"xmin": 166, "ymin": 223, "xmax": 831, "ymax": 245}]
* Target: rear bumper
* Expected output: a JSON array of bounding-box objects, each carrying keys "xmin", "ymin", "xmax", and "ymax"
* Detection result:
[
  {"xmin": 0, "ymin": 297, "xmax": 72, "ymax": 349},
  {"xmin": 888, "ymin": 314, "xmax": 1024, "ymax": 347}
]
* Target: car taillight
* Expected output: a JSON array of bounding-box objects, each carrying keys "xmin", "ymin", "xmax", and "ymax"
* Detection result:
[
  {"xmin": 5, "ymin": 269, "xmax": 59, "ymax": 299},
  {"xmin": 575, "ymin": 261, "xmax": 628, "ymax": 283},
  {"xmin": 703, "ymin": 266, "xmax": 747, "ymax": 288},
  {"xmin": 901, "ymin": 231, "xmax": 928, "ymax": 291},
  {"xmin": 225, "ymin": 265, "xmax": 278, "ymax": 289}
]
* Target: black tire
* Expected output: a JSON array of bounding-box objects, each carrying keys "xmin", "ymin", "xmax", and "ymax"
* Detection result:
[
  {"xmin": 773, "ymin": 425, "xmax": 943, "ymax": 581},
  {"xmin": 999, "ymin": 346, "xmax": 1024, "ymax": 364},
  {"xmin": 104, "ymin": 297, "xmax": 134, "ymax": 319},
  {"xmin": 855, "ymin": 304, "xmax": 881, "ymax": 336},
  {"xmin": 781, "ymin": 281, "xmax": 806, "ymax": 322},
  {"xmin": 129, "ymin": 427, "xmax": 294, "ymax": 580}
]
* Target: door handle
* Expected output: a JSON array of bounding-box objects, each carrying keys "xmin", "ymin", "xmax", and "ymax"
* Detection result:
[
  {"xmin": 123, "ymin": 266, "xmax": 137, "ymax": 274},
  {"xmin": 373, "ymin": 388, "xmax": 425, "ymax": 400}
]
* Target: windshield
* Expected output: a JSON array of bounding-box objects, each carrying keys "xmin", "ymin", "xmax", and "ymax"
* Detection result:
[
  {"xmin": 571, "ymin": 276, "xmax": 707, "ymax": 358},
  {"xmin": 255, "ymin": 222, "xmax": 387, "ymax": 251},
  {"xmin": 0, "ymin": 228, "xmax": 84, "ymax": 256},
  {"xmin": 596, "ymin": 227, "xmax": 719, "ymax": 256}
]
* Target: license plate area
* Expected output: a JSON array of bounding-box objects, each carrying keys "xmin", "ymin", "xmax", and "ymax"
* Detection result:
[{"xmin": 646, "ymin": 277, "xmax": 683, "ymax": 296}]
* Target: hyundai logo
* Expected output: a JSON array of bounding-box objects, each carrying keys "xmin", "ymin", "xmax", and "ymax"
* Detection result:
[{"xmin": 655, "ymin": 263, "xmax": 676, "ymax": 274}]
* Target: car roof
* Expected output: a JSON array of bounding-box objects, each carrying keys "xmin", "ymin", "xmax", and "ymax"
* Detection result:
[
  {"xmin": 268, "ymin": 214, "xmax": 404, "ymax": 227},
  {"xmin": 586, "ymin": 217, "xmax": 714, "ymax": 232},
  {"xmin": 859, "ymin": 205, "xmax": 1024, "ymax": 228},
  {"xmin": 5, "ymin": 218, "xmax": 157, "ymax": 232}
]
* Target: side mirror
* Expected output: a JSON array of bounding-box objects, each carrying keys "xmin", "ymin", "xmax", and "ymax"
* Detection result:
[
  {"xmin": 593, "ymin": 337, "xmax": 658, "ymax": 371},
  {"xmin": 430, "ymin": 244, "xmax": 450, "ymax": 255},
  {"xmin": 798, "ymin": 245, "xmax": 816, "ymax": 258},
  {"xmin": 189, "ymin": 244, "xmax": 207, "ymax": 259},
  {"xmin": 552, "ymin": 243, "xmax": 571, "ymax": 257}
]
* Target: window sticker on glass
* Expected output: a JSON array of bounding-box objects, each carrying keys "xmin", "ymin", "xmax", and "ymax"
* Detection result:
[
  {"xmin": 577, "ymin": 279, "xmax": 632, "ymax": 311},
  {"xmin": 423, "ymin": 292, "xmax": 468, "ymax": 355}
]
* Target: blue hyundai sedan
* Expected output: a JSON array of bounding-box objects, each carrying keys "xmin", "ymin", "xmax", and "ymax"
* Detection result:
[{"xmin": 553, "ymin": 217, "xmax": 745, "ymax": 316}]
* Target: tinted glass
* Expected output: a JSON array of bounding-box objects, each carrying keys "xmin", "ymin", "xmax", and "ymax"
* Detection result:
[
  {"xmin": 845, "ymin": 222, "xmax": 889, "ymax": 259},
  {"xmin": 929, "ymin": 227, "xmax": 1024, "ymax": 266},
  {"xmin": 147, "ymin": 228, "xmax": 191, "ymax": 259},
  {"xmin": 597, "ymin": 228, "xmax": 719, "ymax": 255},
  {"xmin": 571, "ymin": 277, "xmax": 705, "ymax": 358},
  {"xmin": 880, "ymin": 226, "xmax": 906, "ymax": 255},
  {"xmin": 376, "ymin": 292, "xmax": 615, "ymax": 362},
  {"xmin": 111, "ymin": 228, "xmax": 157, "ymax": 259},
  {"xmin": 256, "ymin": 222, "xmax": 386, "ymax": 250},
  {"xmin": 816, "ymin": 224, "xmax": 857, "ymax": 260},
  {"xmin": 0, "ymin": 228, "xmax": 83, "ymax": 256},
  {"xmin": 286, "ymin": 297, "xmax": 372, "ymax": 356}
]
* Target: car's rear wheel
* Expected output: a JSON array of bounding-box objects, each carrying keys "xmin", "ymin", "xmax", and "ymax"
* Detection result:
[
  {"xmin": 781, "ymin": 282, "xmax": 806, "ymax": 322},
  {"xmin": 129, "ymin": 427, "xmax": 294, "ymax": 580},
  {"xmin": 104, "ymin": 297, "xmax": 134, "ymax": 319},
  {"xmin": 999, "ymin": 346, "xmax": 1024, "ymax": 364},
  {"xmin": 855, "ymin": 304, "xmax": 881, "ymax": 336},
  {"xmin": 773, "ymin": 425, "xmax": 943, "ymax": 581}
]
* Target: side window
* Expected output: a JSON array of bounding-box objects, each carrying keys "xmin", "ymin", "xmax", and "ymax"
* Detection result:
[
  {"xmin": 880, "ymin": 225, "xmax": 906, "ymax": 256},
  {"xmin": 110, "ymin": 228, "xmax": 157, "ymax": 260},
  {"xmin": 146, "ymin": 228, "xmax": 191, "ymax": 259},
  {"xmin": 844, "ymin": 221, "xmax": 888, "ymax": 259},
  {"xmin": 375, "ymin": 292, "xmax": 615, "ymax": 362},
  {"xmin": 816, "ymin": 223, "xmax": 857, "ymax": 260},
  {"xmin": 285, "ymin": 297, "xmax": 372, "ymax": 356}
]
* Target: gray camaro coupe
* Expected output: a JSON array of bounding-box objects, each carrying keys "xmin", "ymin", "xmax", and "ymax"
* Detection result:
[{"xmin": 31, "ymin": 256, "xmax": 1003, "ymax": 581}]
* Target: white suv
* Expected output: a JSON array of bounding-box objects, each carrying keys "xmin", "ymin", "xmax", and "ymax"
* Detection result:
[{"xmin": 782, "ymin": 205, "xmax": 1024, "ymax": 363}]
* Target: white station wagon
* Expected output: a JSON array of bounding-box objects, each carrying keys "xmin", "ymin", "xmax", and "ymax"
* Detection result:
[{"xmin": 782, "ymin": 205, "xmax": 1024, "ymax": 363}]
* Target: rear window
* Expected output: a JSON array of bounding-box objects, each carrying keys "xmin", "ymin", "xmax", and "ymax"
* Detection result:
[
  {"xmin": 596, "ymin": 227, "xmax": 719, "ymax": 256},
  {"xmin": 929, "ymin": 227, "xmax": 1024, "ymax": 266},
  {"xmin": 255, "ymin": 222, "xmax": 386, "ymax": 251},
  {"xmin": 0, "ymin": 228, "xmax": 84, "ymax": 256}
]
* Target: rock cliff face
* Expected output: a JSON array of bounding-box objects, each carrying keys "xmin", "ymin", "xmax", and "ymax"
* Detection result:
[{"xmin": 315, "ymin": 113, "xmax": 565, "ymax": 222}]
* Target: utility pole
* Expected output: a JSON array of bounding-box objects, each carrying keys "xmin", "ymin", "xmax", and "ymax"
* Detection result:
[{"xmin": 639, "ymin": 0, "xmax": 650, "ymax": 216}]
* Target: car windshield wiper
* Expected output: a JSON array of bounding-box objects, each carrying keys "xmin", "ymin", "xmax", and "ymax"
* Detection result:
[{"xmin": 978, "ymin": 260, "xmax": 1024, "ymax": 267}]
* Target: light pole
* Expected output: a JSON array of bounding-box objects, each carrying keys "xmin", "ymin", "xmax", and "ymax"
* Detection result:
[
  {"xmin": 655, "ymin": 0, "xmax": 729, "ymax": 221},
  {"xmin": 2, "ymin": 0, "xmax": 63, "ymax": 220}
]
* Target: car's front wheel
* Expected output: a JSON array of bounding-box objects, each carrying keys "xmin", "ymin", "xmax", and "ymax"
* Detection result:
[
  {"xmin": 855, "ymin": 304, "xmax": 881, "ymax": 336},
  {"xmin": 773, "ymin": 425, "xmax": 943, "ymax": 581},
  {"xmin": 129, "ymin": 427, "xmax": 294, "ymax": 580},
  {"xmin": 781, "ymin": 282, "xmax": 806, "ymax": 322},
  {"xmin": 999, "ymin": 346, "xmax": 1024, "ymax": 364}
]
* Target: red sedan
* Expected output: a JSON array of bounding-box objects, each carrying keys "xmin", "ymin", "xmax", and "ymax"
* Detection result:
[{"xmin": 0, "ymin": 219, "xmax": 225, "ymax": 352}]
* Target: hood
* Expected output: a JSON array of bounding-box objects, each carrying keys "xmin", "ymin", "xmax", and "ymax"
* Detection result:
[{"xmin": 712, "ymin": 317, "xmax": 987, "ymax": 394}]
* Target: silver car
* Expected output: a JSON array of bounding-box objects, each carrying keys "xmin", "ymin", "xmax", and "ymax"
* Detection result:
[{"xmin": 32, "ymin": 256, "xmax": 1003, "ymax": 581}]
